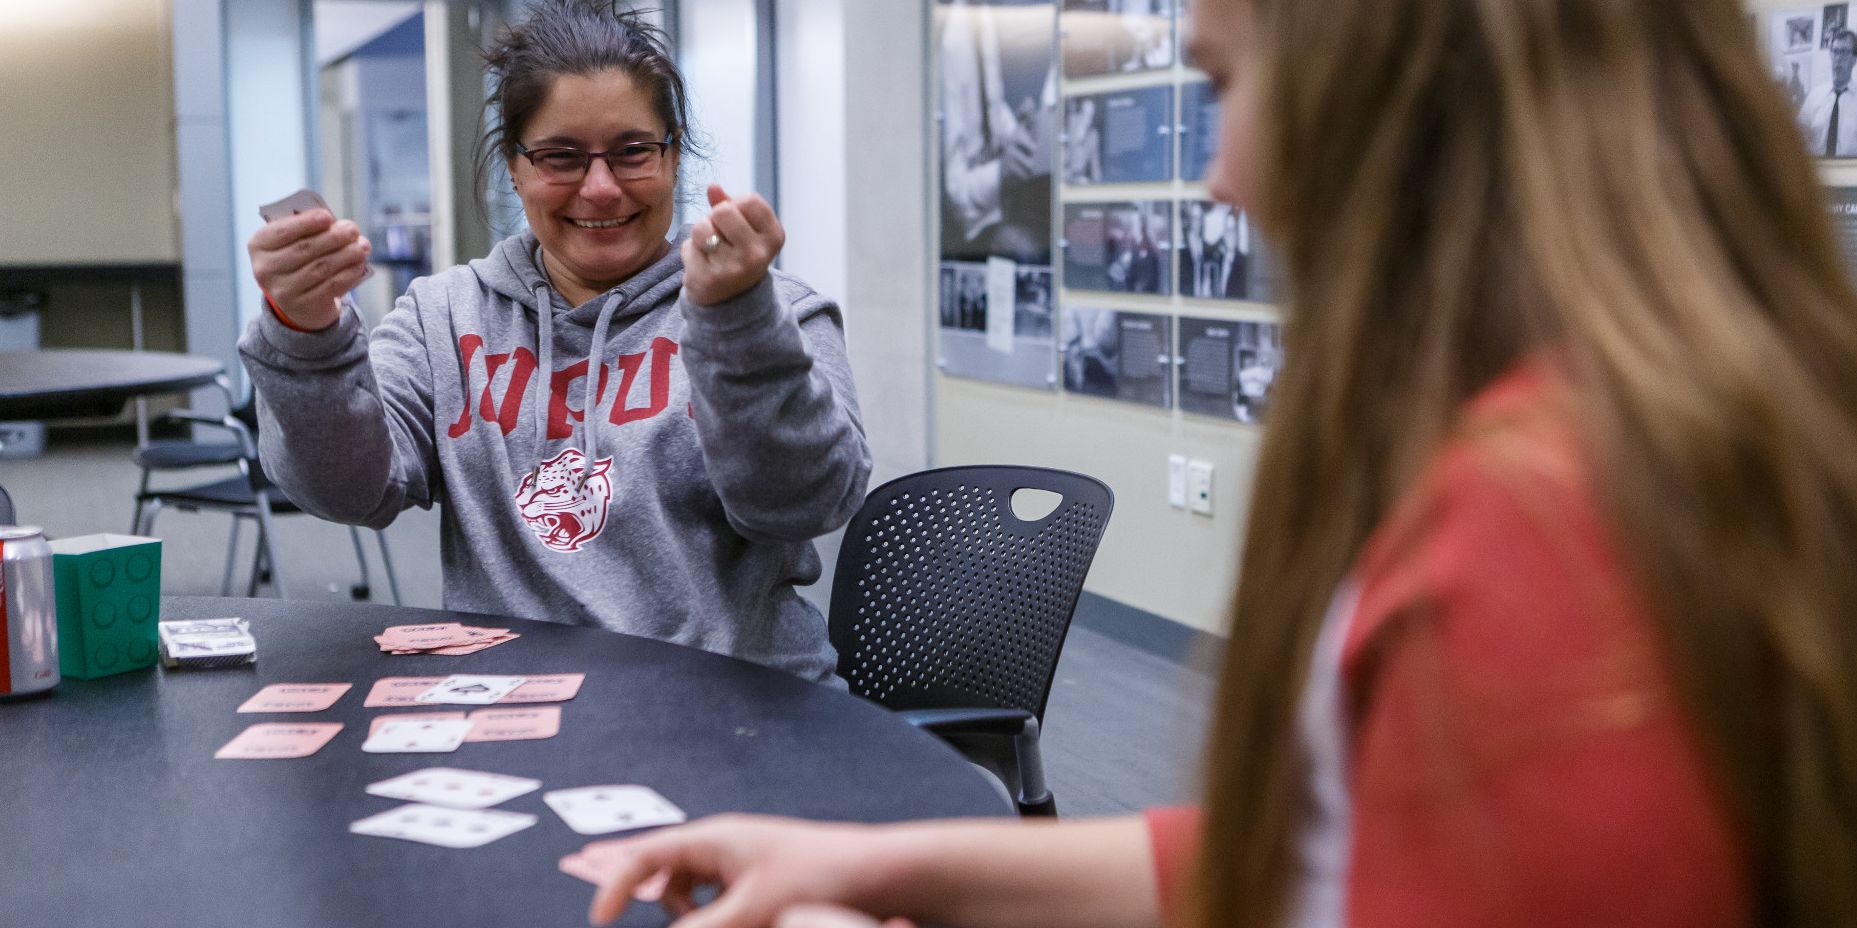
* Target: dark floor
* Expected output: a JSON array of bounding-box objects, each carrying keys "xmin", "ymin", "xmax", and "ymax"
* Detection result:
[{"xmin": 0, "ymin": 430, "xmax": 1213, "ymax": 817}]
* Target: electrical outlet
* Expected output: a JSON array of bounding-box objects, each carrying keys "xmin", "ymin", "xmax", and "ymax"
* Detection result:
[
  {"xmin": 1167, "ymin": 455, "xmax": 1187, "ymax": 508},
  {"xmin": 1188, "ymin": 460, "xmax": 1215, "ymax": 516}
]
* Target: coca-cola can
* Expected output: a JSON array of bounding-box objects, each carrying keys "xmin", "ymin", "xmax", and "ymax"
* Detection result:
[{"xmin": 0, "ymin": 526, "xmax": 59, "ymax": 697}]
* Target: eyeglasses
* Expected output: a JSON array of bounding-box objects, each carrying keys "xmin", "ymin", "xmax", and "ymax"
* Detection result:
[{"xmin": 514, "ymin": 137, "xmax": 674, "ymax": 184}]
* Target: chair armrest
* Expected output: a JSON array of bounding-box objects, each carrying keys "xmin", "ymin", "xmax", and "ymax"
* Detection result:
[
  {"xmin": 160, "ymin": 410, "xmax": 257, "ymax": 458},
  {"xmin": 898, "ymin": 707, "xmax": 1034, "ymax": 736}
]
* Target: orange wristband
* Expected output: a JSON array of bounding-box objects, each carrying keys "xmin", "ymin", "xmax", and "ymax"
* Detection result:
[{"xmin": 262, "ymin": 291, "xmax": 327, "ymax": 333}]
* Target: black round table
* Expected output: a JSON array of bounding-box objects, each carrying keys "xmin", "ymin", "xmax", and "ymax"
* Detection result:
[
  {"xmin": 0, "ymin": 597, "xmax": 1007, "ymax": 927},
  {"xmin": 0, "ymin": 348, "xmax": 223, "ymax": 420}
]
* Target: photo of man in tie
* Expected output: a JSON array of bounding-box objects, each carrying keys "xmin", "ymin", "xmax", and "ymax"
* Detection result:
[{"xmin": 1801, "ymin": 29, "xmax": 1857, "ymax": 158}]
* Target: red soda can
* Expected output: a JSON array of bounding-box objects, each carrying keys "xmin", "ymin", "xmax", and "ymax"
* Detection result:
[{"xmin": 0, "ymin": 525, "xmax": 59, "ymax": 697}]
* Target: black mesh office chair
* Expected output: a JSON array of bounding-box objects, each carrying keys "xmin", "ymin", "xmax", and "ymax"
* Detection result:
[
  {"xmin": 828, "ymin": 465, "xmax": 1114, "ymax": 816},
  {"xmin": 0, "ymin": 482, "xmax": 13, "ymax": 525},
  {"xmin": 131, "ymin": 378, "xmax": 400, "ymax": 604}
]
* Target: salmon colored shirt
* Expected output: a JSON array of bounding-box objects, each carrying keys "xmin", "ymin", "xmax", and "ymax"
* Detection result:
[{"xmin": 1147, "ymin": 369, "xmax": 1750, "ymax": 927}]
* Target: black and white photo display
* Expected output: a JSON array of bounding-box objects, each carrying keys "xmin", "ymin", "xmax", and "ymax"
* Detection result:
[
  {"xmin": 1063, "ymin": 200, "xmax": 1173, "ymax": 294},
  {"xmin": 1177, "ymin": 200, "xmax": 1275, "ymax": 301},
  {"xmin": 937, "ymin": 259, "xmax": 1058, "ymax": 387},
  {"xmin": 1770, "ymin": 4, "xmax": 1857, "ymax": 157},
  {"xmin": 1063, "ymin": 86, "xmax": 1175, "ymax": 185},
  {"xmin": 1060, "ymin": 0, "xmax": 1174, "ymax": 78},
  {"xmin": 937, "ymin": 0, "xmax": 1058, "ymax": 265},
  {"xmin": 1830, "ymin": 187, "xmax": 1857, "ymax": 282},
  {"xmin": 1061, "ymin": 308, "xmax": 1173, "ymax": 407},
  {"xmin": 1178, "ymin": 81, "xmax": 1218, "ymax": 182},
  {"xmin": 1176, "ymin": 317, "xmax": 1282, "ymax": 423},
  {"xmin": 936, "ymin": 0, "xmax": 1060, "ymax": 389}
]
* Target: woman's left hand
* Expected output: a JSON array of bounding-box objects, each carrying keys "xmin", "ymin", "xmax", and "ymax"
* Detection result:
[{"xmin": 684, "ymin": 183, "xmax": 786, "ymax": 306}]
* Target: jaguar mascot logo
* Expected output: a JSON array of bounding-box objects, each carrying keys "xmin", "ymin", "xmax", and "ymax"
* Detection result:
[{"xmin": 513, "ymin": 448, "xmax": 614, "ymax": 553}]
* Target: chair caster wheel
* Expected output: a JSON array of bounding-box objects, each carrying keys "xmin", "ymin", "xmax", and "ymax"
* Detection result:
[{"xmin": 350, "ymin": 584, "xmax": 370, "ymax": 600}]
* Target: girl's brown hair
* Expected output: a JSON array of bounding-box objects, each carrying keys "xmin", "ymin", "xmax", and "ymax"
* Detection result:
[{"xmin": 1192, "ymin": 0, "xmax": 1857, "ymax": 924}]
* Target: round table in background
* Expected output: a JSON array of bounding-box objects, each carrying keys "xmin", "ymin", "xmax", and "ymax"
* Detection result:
[
  {"xmin": 0, "ymin": 597, "xmax": 1007, "ymax": 927},
  {"xmin": 0, "ymin": 349, "xmax": 224, "ymax": 420}
]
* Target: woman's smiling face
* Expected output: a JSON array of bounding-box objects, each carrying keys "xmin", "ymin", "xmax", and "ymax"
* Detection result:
[{"xmin": 508, "ymin": 68, "xmax": 678, "ymax": 303}]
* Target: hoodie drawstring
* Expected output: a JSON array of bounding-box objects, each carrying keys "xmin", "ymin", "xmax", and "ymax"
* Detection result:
[
  {"xmin": 580, "ymin": 290, "xmax": 625, "ymax": 471},
  {"xmin": 527, "ymin": 279, "xmax": 628, "ymax": 485},
  {"xmin": 530, "ymin": 280, "xmax": 555, "ymax": 479}
]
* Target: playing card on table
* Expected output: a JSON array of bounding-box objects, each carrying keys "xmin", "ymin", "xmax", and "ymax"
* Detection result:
[
  {"xmin": 414, "ymin": 674, "xmax": 528, "ymax": 706},
  {"xmin": 544, "ymin": 785, "xmax": 686, "ymax": 835},
  {"xmin": 464, "ymin": 705, "xmax": 561, "ymax": 742},
  {"xmin": 236, "ymin": 682, "xmax": 352, "ymax": 713},
  {"xmin": 349, "ymin": 803, "xmax": 536, "ymax": 849},
  {"xmin": 500, "ymin": 672, "xmax": 585, "ymax": 704},
  {"xmin": 362, "ymin": 718, "xmax": 474, "ymax": 754},
  {"xmin": 367, "ymin": 711, "xmax": 467, "ymax": 738},
  {"xmin": 364, "ymin": 676, "xmax": 448, "ymax": 708},
  {"xmin": 366, "ymin": 767, "xmax": 541, "ymax": 809},
  {"xmin": 215, "ymin": 722, "xmax": 343, "ymax": 759}
]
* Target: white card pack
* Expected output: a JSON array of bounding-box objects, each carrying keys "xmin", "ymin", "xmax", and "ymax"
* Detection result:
[
  {"xmin": 361, "ymin": 718, "xmax": 474, "ymax": 754},
  {"xmin": 365, "ymin": 767, "xmax": 542, "ymax": 810},
  {"xmin": 349, "ymin": 803, "xmax": 537, "ymax": 849},
  {"xmin": 543, "ymin": 785, "xmax": 687, "ymax": 836},
  {"xmin": 414, "ymin": 674, "xmax": 528, "ymax": 706}
]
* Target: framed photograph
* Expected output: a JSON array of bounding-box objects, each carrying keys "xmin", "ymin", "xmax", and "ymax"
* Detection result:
[
  {"xmin": 1829, "ymin": 187, "xmax": 1857, "ymax": 283},
  {"xmin": 1176, "ymin": 317, "xmax": 1282, "ymax": 423},
  {"xmin": 1772, "ymin": 4, "xmax": 1857, "ymax": 157},
  {"xmin": 1063, "ymin": 85, "xmax": 1174, "ymax": 185},
  {"xmin": 1178, "ymin": 81, "xmax": 1218, "ymax": 182},
  {"xmin": 1177, "ymin": 200, "xmax": 1276, "ymax": 302},
  {"xmin": 1062, "ymin": 200, "xmax": 1173, "ymax": 294},
  {"xmin": 1060, "ymin": 308, "xmax": 1173, "ymax": 407},
  {"xmin": 937, "ymin": 0, "xmax": 1058, "ymax": 265},
  {"xmin": 937, "ymin": 260, "xmax": 1059, "ymax": 389},
  {"xmin": 1060, "ymin": 0, "xmax": 1174, "ymax": 78}
]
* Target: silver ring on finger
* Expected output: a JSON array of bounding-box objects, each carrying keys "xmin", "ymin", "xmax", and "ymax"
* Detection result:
[{"xmin": 703, "ymin": 233, "xmax": 723, "ymax": 254}]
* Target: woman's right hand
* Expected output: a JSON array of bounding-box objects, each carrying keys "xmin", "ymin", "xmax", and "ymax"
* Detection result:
[{"xmin": 247, "ymin": 209, "xmax": 372, "ymax": 332}]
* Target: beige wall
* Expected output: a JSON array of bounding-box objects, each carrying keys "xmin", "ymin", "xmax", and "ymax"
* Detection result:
[{"xmin": 0, "ymin": 0, "xmax": 179, "ymax": 265}]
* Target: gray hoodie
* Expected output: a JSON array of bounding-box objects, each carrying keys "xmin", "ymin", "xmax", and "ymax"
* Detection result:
[{"xmin": 238, "ymin": 229, "xmax": 870, "ymax": 682}]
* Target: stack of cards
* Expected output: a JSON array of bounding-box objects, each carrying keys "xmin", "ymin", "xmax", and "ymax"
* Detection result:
[
  {"xmin": 375, "ymin": 623, "xmax": 519, "ymax": 656},
  {"xmin": 159, "ymin": 618, "xmax": 257, "ymax": 669},
  {"xmin": 350, "ymin": 767, "xmax": 542, "ymax": 849}
]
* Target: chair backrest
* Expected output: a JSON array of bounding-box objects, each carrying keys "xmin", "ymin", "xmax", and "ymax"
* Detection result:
[{"xmin": 829, "ymin": 465, "xmax": 1114, "ymax": 721}]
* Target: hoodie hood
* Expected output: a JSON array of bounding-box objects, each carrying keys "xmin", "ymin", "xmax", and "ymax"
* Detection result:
[{"xmin": 471, "ymin": 226, "xmax": 692, "ymax": 327}]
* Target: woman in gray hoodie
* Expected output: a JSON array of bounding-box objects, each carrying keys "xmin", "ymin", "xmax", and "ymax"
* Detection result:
[{"xmin": 239, "ymin": 0, "xmax": 870, "ymax": 683}]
